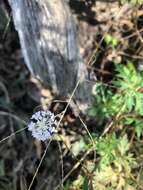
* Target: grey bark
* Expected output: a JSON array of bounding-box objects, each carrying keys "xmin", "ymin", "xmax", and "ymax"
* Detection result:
[{"xmin": 8, "ymin": 0, "xmax": 91, "ymax": 106}]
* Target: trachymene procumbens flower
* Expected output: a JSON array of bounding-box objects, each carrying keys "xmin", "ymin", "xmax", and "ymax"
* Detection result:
[{"xmin": 28, "ymin": 110, "xmax": 56, "ymax": 141}]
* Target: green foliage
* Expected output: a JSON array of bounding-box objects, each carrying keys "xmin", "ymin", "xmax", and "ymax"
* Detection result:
[
  {"xmin": 122, "ymin": 117, "xmax": 143, "ymax": 138},
  {"xmin": 84, "ymin": 62, "xmax": 143, "ymax": 189},
  {"xmin": 90, "ymin": 62, "xmax": 143, "ymax": 127},
  {"xmin": 83, "ymin": 177, "xmax": 89, "ymax": 190},
  {"xmin": 98, "ymin": 134, "xmax": 136, "ymax": 170},
  {"xmin": 66, "ymin": 133, "xmax": 137, "ymax": 190},
  {"xmin": 94, "ymin": 134, "xmax": 137, "ymax": 189},
  {"xmin": 65, "ymin": 62, "xmax": 143, "ymax": 189},
  {"xmin": 104, "ymin": 34, "xmax": 119, "ymax": 48},
  {"xmin": 97, "ymin": 133, "xmax": 119, "ymax": 168},
  {"xmin": 113, "ymin": 62, "xmax": 143, "ymax": 115},
  {"xmin": 89, "ymin": 82, "xmax": 124, "ymax": 118}
]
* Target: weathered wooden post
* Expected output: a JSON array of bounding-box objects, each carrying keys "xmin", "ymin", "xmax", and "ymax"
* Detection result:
[{"xmin": 8, "ymin": 0, "xmax": 91, "ymax": 107}]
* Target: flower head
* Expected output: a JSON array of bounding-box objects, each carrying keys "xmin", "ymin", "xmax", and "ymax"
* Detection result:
[{"xmin": 28, "ymin": 110, "xmax": 56, "ymax": 141}]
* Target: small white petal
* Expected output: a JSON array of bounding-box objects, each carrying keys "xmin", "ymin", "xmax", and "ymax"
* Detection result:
[
  {"xmin": 28, "ymin": 122, "xmax": 35, "ymax": 131},
  {"xmin": 41, "ymin": 111, "xmax": 46, "ymax": 116},
  {"xmin": 35, "ymin": 111, "xmax": 41, "ymax": 117},
  {"xmin": 38, "ymin": 116, "xmax": 43, "ymax": 120}
]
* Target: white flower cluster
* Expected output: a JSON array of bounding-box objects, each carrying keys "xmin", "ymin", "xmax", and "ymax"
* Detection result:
[{"xmin": 28, "ymin": 110, "xmax": 56, "ymax": 141}]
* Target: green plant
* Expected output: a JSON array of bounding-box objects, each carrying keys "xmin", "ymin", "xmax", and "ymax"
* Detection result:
[
  {"xmin": 87, "ymin": 62, "xmax": 143, "ymax": 189},
  {"xmin": 104, "ymin": 34, "xmax": 119, "ymax": 49},
  {"xmin": 90, "ymin": 62, "xmax": 143, "ymax": 132},
  {"xmin": 93, "ymin": 134, "xmax": 137, "ymax": 189},
  {"xmin": 66, "ymin": 62, "xmax": 143, "ymax": 189}
]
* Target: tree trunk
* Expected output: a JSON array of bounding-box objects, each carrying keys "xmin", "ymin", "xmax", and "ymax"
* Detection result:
[{"xmin": 8, "ymin": 0, "xmax": 91, "ymax": 106}]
